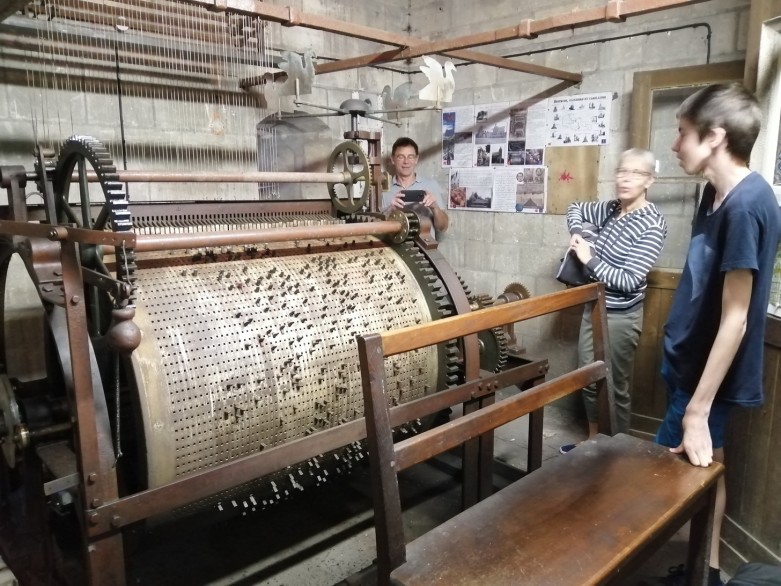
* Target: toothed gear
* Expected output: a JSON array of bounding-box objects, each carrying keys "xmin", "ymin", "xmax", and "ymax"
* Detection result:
[
  {"xmin": 326, "ymin": 141, "xmax": 371, "ymax": 214},
  {"xmin": 392, "ymin": 240, "xmax": 464, "ymax": 388},
  {"xmin": 503, "ymin": 282, "xmax": 531, "ymax": 301},
  {"xmin": 465, "ymin": 292, "xmax": 509, "ymax": 373},
  {"xmin": 33, "ymin": 148, "xmax": 56, "ymax": 199},
  {"xmin": 468, "ymin": 293, "xmax": 494, "ymax": 312},
  {"xmin": 53, "ymin": 135, "xmax": 136, "ymax": 304}
]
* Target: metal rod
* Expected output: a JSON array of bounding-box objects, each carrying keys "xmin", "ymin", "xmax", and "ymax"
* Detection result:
[
  {"xmin": 27, "ymin": 422, "xmax": 73, "ymax": 441},
  {"xmin": 133, "ymin": 220, "xmax": 402, "ymax": 252},
  {"xmin": 54, "ymin": 170, "xmax": 354, "ymax": 184}
]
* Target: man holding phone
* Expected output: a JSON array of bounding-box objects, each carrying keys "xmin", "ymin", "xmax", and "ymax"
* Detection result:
[{"xmin": 382, "ymin": 137, "xmax": 449, "ymax": 233}]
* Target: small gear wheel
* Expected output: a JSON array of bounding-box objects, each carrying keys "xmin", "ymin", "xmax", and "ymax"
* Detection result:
[
  {"xmin": 501, "ymin": 282, "xmax": 532, "ymax": 302},
  {"xmin": 466, "ymin": 293, "xmax": 509, "ymax": 373}
]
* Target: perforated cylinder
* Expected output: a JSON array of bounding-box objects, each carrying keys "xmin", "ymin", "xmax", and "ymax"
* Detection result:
[{"xmin": 129, "ymin": 237, "xmax": 440, "ymax": 494}]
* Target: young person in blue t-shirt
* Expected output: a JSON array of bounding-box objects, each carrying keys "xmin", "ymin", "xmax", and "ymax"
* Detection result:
[{"xmin": 650, "ymin": 84, "xmax": 781, "ymax": 586}]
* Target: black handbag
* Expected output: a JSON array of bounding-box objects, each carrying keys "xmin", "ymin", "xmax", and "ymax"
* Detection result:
[
  {"xmin": 556, "ymin": 215, "xmax": 611, "ymax": 287},
  {"xmin": 556, "ymin": 250, "xmax": 592, "ymax": 287}
]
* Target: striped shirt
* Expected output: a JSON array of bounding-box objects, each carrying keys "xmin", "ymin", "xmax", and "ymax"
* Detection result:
[{"xmin": 566, "ymin": 199, "xmax": 667, "ymax": 311}]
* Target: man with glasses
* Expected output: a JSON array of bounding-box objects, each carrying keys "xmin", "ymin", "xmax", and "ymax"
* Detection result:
[
  {"xmin": 560, "ymin": 148, "xmax": 667, "ymax": 452},
  {"xmin": 383, "ymin": 137, "xmax": 449, "ymax": 233}
]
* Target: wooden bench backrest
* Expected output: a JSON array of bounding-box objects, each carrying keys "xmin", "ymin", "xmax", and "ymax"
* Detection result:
[{"xmin": 356, "ymin": 283, "xmax": 612, "ymax": 581}]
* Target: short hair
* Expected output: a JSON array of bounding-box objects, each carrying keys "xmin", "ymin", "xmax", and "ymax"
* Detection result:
[
  {"xmin": 619, "ymin": 148, "xmax": 656, "ymax": 174},
  {"xmin": 676, "ymin": 83, "xmax": 761, "ymax": 162},
  {"xmin": 392, "ymin": 137, "xmax": 419, "ymax": 156}
]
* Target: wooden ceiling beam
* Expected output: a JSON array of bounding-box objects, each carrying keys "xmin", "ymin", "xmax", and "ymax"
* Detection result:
[
  {"xmin": 315, "ymin": 0, "xmax": 713, "ymax": 75},
  {"xmin": 180, "ymin": 0, "xmax": 581, "ymax": 82}
]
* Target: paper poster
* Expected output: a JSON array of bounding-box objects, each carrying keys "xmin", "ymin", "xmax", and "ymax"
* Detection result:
[
  {"xmin": 494, "ymin": 167, "xmax": 547, "ymax": 213},
  {"xmin": 524, "ymin": 100, "xmax": 548, "ymax": 149},
  {"xmin": 441, "ymin": 105, "xmax": 475, "ymax": 168},
  {"xmin": 546, "ymin": 92, "xmax": 612, "ymax": 147},
  {"xmin": 507, "ymin": 101, "xmax": 546, "ymax": 165},
  {"xmin": 473, "ymin": 102, "xmax": 509, "ymax": 167},
  {"xmin": 448, "ymin": 168, "xmax": 494, "ymax": 211}
]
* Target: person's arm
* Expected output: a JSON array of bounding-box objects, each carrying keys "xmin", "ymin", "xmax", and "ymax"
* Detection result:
[
  {"xmin": 382, "ymin": 190, "xmax": 405, "ymax": 214},
  {"xmin": 566, "ymin": 201, "xmax": 610, "ymax": 240},
  {"xmin": 423, "ymin": 191, "xmax": 449, "ymax": 231},
  {"xmin": 672, "ymin": 268, "xmax": 752, "ymax": 467},
  {"xmin": 575, "ymin": 223, "xmax": 666, "ymax": 293}
]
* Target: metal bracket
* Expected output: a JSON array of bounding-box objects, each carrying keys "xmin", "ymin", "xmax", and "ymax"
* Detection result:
[{"xmin": 82, "ymin": 267, "xmax": 132, "ymax": 302}]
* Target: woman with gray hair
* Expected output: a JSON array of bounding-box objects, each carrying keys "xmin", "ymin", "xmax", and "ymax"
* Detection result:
[{"xmin": 560, "ymin": 148, "xmax": 667, "ymax": 452}]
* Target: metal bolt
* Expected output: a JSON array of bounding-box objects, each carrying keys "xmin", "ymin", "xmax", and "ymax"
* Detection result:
[
  {"xmin": 70, "ymin": 295, "xmax": 80, "ymax": 305},
  {"xmin": 110, "ymin": 515, "xmax": 122, "ymax": 528},
  {"xmin": 91, "ymin": 498, "xmax": 101, "ymax": 508},
  {"xmin": 88, "ymin": 512, "xmax": 99, "ymax": 525},
  {"xmin": 87, "ymin": 473, "xmax": 97, "ymax": 484}
]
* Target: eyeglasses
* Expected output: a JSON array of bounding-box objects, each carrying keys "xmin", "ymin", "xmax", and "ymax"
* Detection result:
[
  {"xmin": 394, "ymin": 154, "xmax": 418, "ymax": 162},
  {"xmin": 615, "ymin": 168, "xmax": 652, "ymax": 179}
]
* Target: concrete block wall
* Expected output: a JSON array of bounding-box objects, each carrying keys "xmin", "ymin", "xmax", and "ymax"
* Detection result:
[
  {"xmin": 395, "ymin": 0, "xmax": 750, "ymax": 382},
  {"xmin": 0, "ymin": 0, "xmax": 754, "ymax": 382}
]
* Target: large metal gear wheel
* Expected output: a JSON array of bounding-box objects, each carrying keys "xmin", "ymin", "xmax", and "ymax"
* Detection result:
[
  {"xmin": 52, "ymin": 135, "xmax": 136, "ymax": 304},
  {"xmin": 326, "ymin": 141, "xmax": 371, "ymax": 214},
  {"xmin": 467, "ymin": 294, "xmax": 509, "ymax": 373}
]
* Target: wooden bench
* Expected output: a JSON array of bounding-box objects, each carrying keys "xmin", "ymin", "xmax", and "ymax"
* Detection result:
[{"xmin": 357, "ymin": 283, "xmax": 724, "ymax": 586}]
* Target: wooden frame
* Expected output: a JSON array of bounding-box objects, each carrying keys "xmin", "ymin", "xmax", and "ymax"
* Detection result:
[
  {"xmin": 629, "ymin": 60, "xmax": 746, "ymax": 149},
  {"xmin": 357, "ymin": 283, "xmax": 612, "ymax": 582},
  {"xmin": 358, "ymin": 283, "xmax": 724, "ymax": 585}
]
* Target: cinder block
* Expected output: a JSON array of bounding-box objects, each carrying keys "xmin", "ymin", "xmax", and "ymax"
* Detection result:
[
  {"xmin": 489, "ymin": 242, "xmax": 523, "ymax": 273},
  {"xmin": 437, "ymin": 238, "xmax": 465, "ymax": 267},
  {"xmin": 461, "ymin": 210, "xmax": 493, "ymax": 242},
  {"xmin": 542, "ymin": 214, "xmax": 570, "ymax": 247},
  {"xmin": 599, "ymin": 36, "xmax": 644, "ymax": 70},
  {"xmin": 456, "ymin": 267, "xmax": 497, "ymax": 298},
  {"xmin": 492, "ymin": 215, "xmax": 525, "ymax": 249},
  {"xmin": 464, "ymin": 239, "xmax": 497, "ymax": 270}
]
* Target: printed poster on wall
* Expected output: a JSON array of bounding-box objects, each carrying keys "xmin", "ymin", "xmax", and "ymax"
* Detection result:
[
  {"xmin": 448, "ymin": 168, "xmax": 494, "ymax": 211},
  {"xmin": 441, "ymin": 105, "xmax": 475, "ymax": 168},
  {"xmin": 546, "ymin": 92, "xmax": 612, "ymax": 147},
  {"xmin": 447, "ymin": 166, "xmax": 547, "ymax": 213},
  {"xmin": 473, "ymin": 102, "xmax": 510, "ymax": 167},
  {"xmin": 507, "ymin": 101, "xmax": 546, "ymax": 166}
]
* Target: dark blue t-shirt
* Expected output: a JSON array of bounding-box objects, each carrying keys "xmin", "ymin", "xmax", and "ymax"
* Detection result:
[{"xmin": 663, "ymin": 172, "xmax": 781, "ymax": 406}]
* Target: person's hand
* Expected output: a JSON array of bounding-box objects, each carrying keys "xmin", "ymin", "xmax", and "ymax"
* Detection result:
[
  {"xmin": 569, "ymin": 234, "xmax": 593, "ymax": 264},
  {"xmin": 389, "ymin": 192, "xmax": 406, "ymax": 210},
  {"xmin": 422, "ymin": 192, "xmax": 438, "ymax": 209},
  {"xmin": 670, "ymin": 410, "xmax": 713, "ymax": 467}
]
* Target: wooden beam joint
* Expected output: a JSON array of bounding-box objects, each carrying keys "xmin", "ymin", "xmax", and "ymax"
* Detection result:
[
  {"xmin": 206, "ymin": 0, "xmax": 227, "ymax": 12},
  {"xmin": 518, "ymin": 19, "xmax": 537, "ymax": 39},
  {"xmin": 606, "ymin": 0, "xmax": 626, "ymax": 23},
  {"xmin": 283, "ymin": 6, "xmax": 301, "ymax": 27}
]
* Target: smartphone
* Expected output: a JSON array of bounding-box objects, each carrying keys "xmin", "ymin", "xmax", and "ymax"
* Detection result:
[{"xmin": 401, "ymin": 189, "xmax": 425, "ymax": 203}]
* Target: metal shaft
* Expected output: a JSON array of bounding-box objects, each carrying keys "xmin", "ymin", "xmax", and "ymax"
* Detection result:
[
  {"xmin": 36, "ymin": 170, "xmax": 354, "ymax": 184},
  {"xmin": 133, "ymin": 220, "xmax": 402, "ymax": 252}
]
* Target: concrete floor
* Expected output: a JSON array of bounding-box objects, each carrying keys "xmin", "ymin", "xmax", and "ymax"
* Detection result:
[{"xmin": 127, "ymin": 401, "xmax": 711, "ymax": 586}]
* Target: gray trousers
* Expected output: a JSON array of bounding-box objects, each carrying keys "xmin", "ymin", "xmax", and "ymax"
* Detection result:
[{"xmin": 578, "ymin": 304, "xmax": 643, "ymax": 434}]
